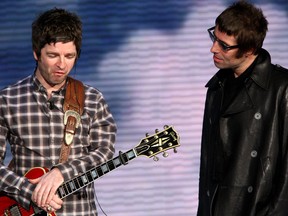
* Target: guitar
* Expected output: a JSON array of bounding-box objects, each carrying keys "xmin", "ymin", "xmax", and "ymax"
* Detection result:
[{"xmin": 0, "ymin": 125, "xmax": 180, "ymax": 216}]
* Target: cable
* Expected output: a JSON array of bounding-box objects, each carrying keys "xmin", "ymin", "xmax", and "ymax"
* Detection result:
[{"xmin": 95, "ymin": 191, "xmax": 108, "ymax": 216}]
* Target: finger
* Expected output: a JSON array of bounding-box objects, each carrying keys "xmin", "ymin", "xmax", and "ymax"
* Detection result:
[
  {"xmin": 47, "ymin": 198, "xmax": 62, "ymax": 211},
  {"xmin": 33, "ymin": 180, "xmax": 50, "ymax": 207},
  {"xmin": 46, "ymin": 204, "xmax": 54, "ymax": 213},
  {"xmin": 32, "ymin": 181, "xmax": 43, "ymax": 206},
  {"xmin": 39, "ymin": 179, "xmax": 55, "ymax": 207},
  {"xmin": 44, "ymin": 169, "xmax": 64, "ymax": 205},
  {"xmin": 45, "ymin": 184, "xmax": 58, "ymax": 205}
]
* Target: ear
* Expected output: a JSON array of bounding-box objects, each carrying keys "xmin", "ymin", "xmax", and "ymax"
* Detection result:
[
  {"xmin": 33, "ymin": 51, "xmax": 38, "ymax": 61},
  {"xmin": 245, "ymin": 48, "xmax": 256, "ymax": 57}
]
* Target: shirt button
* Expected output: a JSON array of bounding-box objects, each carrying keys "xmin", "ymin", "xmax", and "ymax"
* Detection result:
[
  {"xmin": 248, "ymin": 186, "xmax": 253, "ymax": 193},
  {"xmin": 254, "ymin": 112, "xmax": 262, "ymax": 120},
  {"xmin": 251, "ymin": 150, "xmax": 257, "ymax": 158},
  {"xmin": 207, "ymin": 190, "xmax": 210, "ymax": 197}
]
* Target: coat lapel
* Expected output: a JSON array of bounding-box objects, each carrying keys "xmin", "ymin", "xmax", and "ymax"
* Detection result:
[{"xmin": 222, "ymin": 86, "xmax": 254, "ymax": 116}]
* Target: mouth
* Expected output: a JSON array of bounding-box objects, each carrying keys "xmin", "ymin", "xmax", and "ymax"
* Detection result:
[
  {"xmin": 213, "ymin": 55, "xmax": 222, "ymax": 63},
  {"xmin": 54, "ymin": 71, "xmax": 65, "ymax": 76}
]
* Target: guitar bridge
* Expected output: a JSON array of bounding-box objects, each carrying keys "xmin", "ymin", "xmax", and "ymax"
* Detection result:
[{"xmin": 5, "ymin": 204, "xmax": 21, "ymax": 216}]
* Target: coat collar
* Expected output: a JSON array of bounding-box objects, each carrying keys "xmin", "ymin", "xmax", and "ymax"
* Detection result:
[
  {"xmin": 205, "ymin": 48, "xmax": 272, "ymax": 90},
  {"xmin": 205, "ymin": 49, "xmax": 273, "ymax": 115}
]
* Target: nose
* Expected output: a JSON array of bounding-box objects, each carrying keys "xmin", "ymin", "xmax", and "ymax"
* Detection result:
[
  {"xmin": 210, "ymin": 41, "xmax": 220, "ymax": 53},
  {"xmin": 56, "ymin": 56, "xmax": 66, "ymax": 69}
]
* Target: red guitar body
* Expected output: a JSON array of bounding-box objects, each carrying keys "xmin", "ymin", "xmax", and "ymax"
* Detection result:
[{"xmin": 0, "ymin": 167, "xmax": 55, "ymax": 216}]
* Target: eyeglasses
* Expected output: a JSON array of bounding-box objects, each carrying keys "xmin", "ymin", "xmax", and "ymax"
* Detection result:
[{"xmin": 207, "ymin": 26, "xmax": 239, "ymax": 51}]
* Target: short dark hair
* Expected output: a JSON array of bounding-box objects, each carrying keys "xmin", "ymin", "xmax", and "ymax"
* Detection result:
[
  {"xmin": 32, "ymin": 8, "xmax": 82, "ymax": 59},
  {"xmin": 215, "ymin": 1, "xmax": 268, "ymax": 56}
]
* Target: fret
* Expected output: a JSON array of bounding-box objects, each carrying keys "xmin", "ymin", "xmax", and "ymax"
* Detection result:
[
  {"xmin": 113, "ymin": 157, "xmax": 121, "ymax": 167},
  {"xmin": 63, "ymin": 183, "xmax": 69, "ymax": 195},
  {"xmin": 107, "ymin": 160, "xmax": 115, "ymax": 170},
  {"xmin": 120, "ymin": 151, "xmax": 129, "ymax": 164},
  {"xmin": 96, "ymin": 166, "xmax": 104, "ymax": 177},
  {"xmin": 91, "ymin": 169, "xmax": 98, "ymax": 179},
  {"xmin": 69, "ymin": 180, "xmax": 76, "ymax": 191},
  {"xmin": 81, "ymin": 174, "xmax": 89, "ymax": 185},
  {"xmin": 101, "ymin": 164, "xmax": 109, "ymax": 174},
  {"xmin": 86, "ymin": 171, "xmax": 94, "ymax": 182},
  {"xmin": 58, "ymin": 186, "xmax": 66, "ymax": 198},
  {"xmin": 126, "ymin": 150, "xmax": 136, "ymax": 160},
  {"xmin": 65, "ymin": 182, "xmax": 73, "ymax": 194},
  {"xmin": 77, "ymin": 176, "xmax": 85, "ymax": 187},
  {"xmin": 74, "ymin": 177, "xmax": 81, "ymax": 189}
]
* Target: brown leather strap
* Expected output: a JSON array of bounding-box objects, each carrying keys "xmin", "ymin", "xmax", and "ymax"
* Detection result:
[{"xmin": 59, "ymin": 77, "xmax": 85, "ymax": 163}]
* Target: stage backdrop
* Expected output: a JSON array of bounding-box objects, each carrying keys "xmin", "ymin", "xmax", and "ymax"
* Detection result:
[{"xmin": 1, "ymin": 0, "xmax": 288, "ymax": 215}]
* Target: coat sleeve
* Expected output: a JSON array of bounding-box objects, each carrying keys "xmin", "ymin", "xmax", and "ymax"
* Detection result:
[{"xmin": 266, "ymin": 85, "xmax": 288, "ymax": 216}]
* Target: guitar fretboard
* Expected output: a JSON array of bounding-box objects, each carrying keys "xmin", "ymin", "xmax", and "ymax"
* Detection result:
[{"xmin": 57, "ymin": 149, "xmax": 136, "ymax": 199}]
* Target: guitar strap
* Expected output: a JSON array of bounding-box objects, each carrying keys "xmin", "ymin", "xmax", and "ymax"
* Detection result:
[{"xmin": 59, "ymin": 77, "xmax": 85, "ymax": 163}]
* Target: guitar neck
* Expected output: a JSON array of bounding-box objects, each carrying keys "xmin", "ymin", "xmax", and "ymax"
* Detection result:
[{"xmin": 57, "ymin": 149, "xmax": 137, "ymax": 199}]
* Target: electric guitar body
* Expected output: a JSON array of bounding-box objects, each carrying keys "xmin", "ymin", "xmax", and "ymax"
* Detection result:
[{"xmin": 0, "ymin": 167, "xmax": 55, "ymax": 216}]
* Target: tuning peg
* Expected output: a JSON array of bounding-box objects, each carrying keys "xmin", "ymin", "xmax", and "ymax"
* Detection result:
[
  {"xmin": 155, "ymin": 129, "xmax": 159, "ymax": 133},
  {"xmin": 153, "ymin": 156, "xmax": 159, "ymax": 162},
  {"xmin": 164, "ymin": 125, "xmax": 169, "ymax": 129},
  {"xmin": 174, "ymin": 148, "xmax": 178, "ymax": 153},
  {"xmin": 145, "ymin": 133, "xmax": 149, "ymax": 137},
  {"xmin": 163, "ymin": 151, "xmax": 169, "ymax": 157}
]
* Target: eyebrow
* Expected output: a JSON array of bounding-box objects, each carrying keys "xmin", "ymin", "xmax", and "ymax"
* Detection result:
[{"xmin": 46, "ymin": 51, "xmax": 77, "ymax": 56}]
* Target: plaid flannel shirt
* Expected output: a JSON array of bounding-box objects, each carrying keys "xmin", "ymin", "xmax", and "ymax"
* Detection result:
[{"xmin": 0, "ymin": 74, "xmax": 117, "ymax": 215}]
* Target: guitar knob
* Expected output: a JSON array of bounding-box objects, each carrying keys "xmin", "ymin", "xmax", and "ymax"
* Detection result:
[
  {"xmin": 153, "ymin": 156, "xmax": 159, "ymax": 162},
  {"xmin": 174, "ymin": 148, "xmax": 178, "ymax": 153},
  {"xmin": 163, "ymin": 151, "xmax": 169, "ymax": 157}
]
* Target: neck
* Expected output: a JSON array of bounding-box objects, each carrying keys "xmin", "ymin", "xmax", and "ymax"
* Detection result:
[
  {"xmin": 233, "ymin": 54, "xmax": 258, "ymax": 78},
  {"xmin": 35, "ymin": 70, "xmax": 66, "ymax": 99}
]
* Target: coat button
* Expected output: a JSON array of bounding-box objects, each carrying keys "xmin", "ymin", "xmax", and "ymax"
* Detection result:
[
  {"xmin": 254, "ymin": 112, "xmax": 262, "ymax": 120},
  {"xmin": 251, "ymin": 150, "xmax": 257, "ymax": 158},
  {"xmin": 248, "ymin": 186, "xmax": 253, "ymax": 193}
]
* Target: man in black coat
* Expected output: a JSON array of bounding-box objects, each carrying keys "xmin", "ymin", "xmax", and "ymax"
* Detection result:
[{"xmin": 198, "ymin": 1, "xmax": 288, "ymax": 215}]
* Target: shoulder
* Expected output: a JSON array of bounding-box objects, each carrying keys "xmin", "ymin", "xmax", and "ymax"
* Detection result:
[
  {"xmin": 83, "ymin": 84, "xmax": 109, "ymax": 110},
  {"xmin": 83, "ymin": 84, "xmax": 104, "ymax": 98},
  {"xmin": 271, "ymin": 64, "xmax": 288, "ymax": 82},
  {"xmin": 0, "ymin": 75, "xmax": 32, "ymax": 96},
  {"xmin": 274, "ymin": 64, "xmax": 288, "ymax": 73}
]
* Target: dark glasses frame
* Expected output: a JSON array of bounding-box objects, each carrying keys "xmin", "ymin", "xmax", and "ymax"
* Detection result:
[{"xmin": 207, "ymin": 26, "xmax": 239, "ymax": 51}]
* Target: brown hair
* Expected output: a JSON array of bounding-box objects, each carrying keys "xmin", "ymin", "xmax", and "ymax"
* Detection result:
[
  {"xmin": 32, "ymin": 8, "xmax": 82, "ymax": 59},
  {"xmin": 216, "ymin": 1, "xmax": 268, "ymax": 57}
]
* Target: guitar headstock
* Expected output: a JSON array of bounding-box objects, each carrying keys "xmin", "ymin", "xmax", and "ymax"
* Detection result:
[{"xmin": 134, "ymin": 125, "xmax": 180, "ymax": 161}]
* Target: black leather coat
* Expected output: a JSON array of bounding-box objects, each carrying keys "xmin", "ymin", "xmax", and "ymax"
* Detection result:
[{"xmin": 197, "ymin": 49, "xmax": 288, "ymax": 216}]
